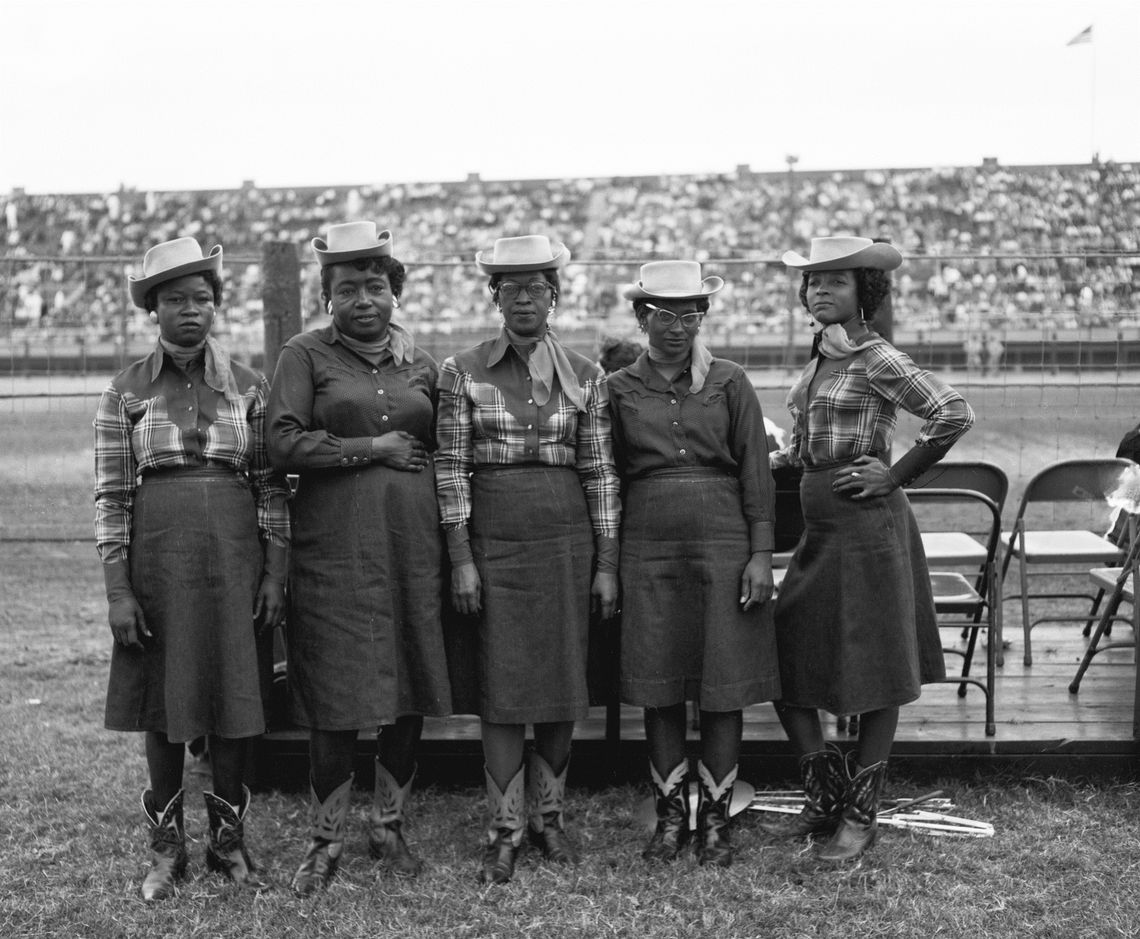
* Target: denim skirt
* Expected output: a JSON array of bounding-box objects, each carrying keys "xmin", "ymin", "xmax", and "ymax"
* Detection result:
[
  {"xmin": 469, "ymin": 466, "xmax": 593, "ymax": 723},
  {"xmin": 620, "ymin": 468, "xmax": 780, "ymax": 711},
  {"xmin": 104, "ymin": 468, "xmax": 264, "ymax": 743},
  {"xmin": 774, "ymin": 467, "xmax": 945, "ymax": 715}
]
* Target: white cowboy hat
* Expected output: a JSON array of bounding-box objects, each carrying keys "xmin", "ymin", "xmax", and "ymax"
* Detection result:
[
  {"xmin": 781, "ymin": 236, "xmax": 902, "ymax": 272},
  {"xmin": 475, "ymin": 235, "xmax": 570, "ymax": 273},
  {"xmin": 127, "ymin": 237, "xmax": 223, "ymax": 310},
  {"xmin": 622, "ymin": 260, "xmax": 724, "ymax": 301},
  {"xmin": 311, "ymin": 221, "xmax": 393, "ymax": 267}
]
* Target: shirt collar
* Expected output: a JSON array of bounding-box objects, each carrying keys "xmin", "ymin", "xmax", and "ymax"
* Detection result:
[
  {"xmin": 147, "ymin": 337, "xmax": 240, "ymax": 398},
  {"xmin": 626, "ymin": 350, "xmax": 689, "ymax": 392}
]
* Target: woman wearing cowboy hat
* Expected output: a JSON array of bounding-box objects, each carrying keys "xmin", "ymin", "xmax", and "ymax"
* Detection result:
[
  {"xmin": 435, "ymin": 235, "xmax": 620, "ymax": 884},
  {"xmin": 94, "ymin": 237, "xmax": 290, "ymax": 900},
  {"xmin": 266, "ymin": 222, "xmax": 452, "ymax": 895},
  {"xmin": 765, "ymin": 236, "xmax": 973, "ymax": 862},
  {"xmin": 607, "ymin": 261, "xmax": 779, "ymax": 868}
]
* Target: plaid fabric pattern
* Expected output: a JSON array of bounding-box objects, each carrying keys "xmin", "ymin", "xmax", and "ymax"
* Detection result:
[
  {"xmin": 94, "ymin": 344, "xmax": 290, "ymax": 563},
  {"xmin": 786, "ymin": 341, "xmax": 973, "ymax": 467},
  {"xmin": 435, "ymin": 341, "xmax": 620, "ymax": 537}
]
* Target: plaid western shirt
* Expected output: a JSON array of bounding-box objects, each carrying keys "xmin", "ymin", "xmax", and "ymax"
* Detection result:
[
  {"xmin": 785, "ymin": 339, "xmax": 974, "ymax": 469},
  {"xmin": 94, "ymin": 340, "xmax": 291, "ymax": 564},
  {"xmin": 435, "ymin": 332, "xmax": 620, "ymax": 537}
]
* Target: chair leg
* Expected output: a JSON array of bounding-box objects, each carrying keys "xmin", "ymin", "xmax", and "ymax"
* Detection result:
[
  {"xmin": 1020, "ymin": 554, "xmax": 1032, "ymax": 666},
  {"xmin": 1083, "ymin": 588, "xmax": 1106, "ymax": 638},
  {"xmin": 1069, "ymin": 595, "xmax": 1125, "ymax": 694}
]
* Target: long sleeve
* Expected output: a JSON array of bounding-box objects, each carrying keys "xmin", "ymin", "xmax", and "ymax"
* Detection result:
[
  {"xmin": 93, "ymin": 384, "xmax": 137, "ymax": 565},
  {"xmin": 725, "ymin": 369, "xmax": 775, "ymax": 553},
  {"xmin": 573, "ymin": 374, "xmax": 621, "ymax": 540},
  {"xmin": 246, "ymin": 375, "xmax": 291, "ymax": 548},
  {"xmin": 434, "ymin": 356, "xmax": 475, "ymax": 529},
  {"xmin": 266, "ymin": 343, "xmax": 373, "ymax": 470}
]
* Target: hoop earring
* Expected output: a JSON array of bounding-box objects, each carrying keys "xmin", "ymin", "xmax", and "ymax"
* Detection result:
[{"xmin": 149, "ymin": 311, "xmax": 158, "ymax": 323}]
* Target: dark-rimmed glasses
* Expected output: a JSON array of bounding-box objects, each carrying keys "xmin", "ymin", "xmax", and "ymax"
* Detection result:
[
  {"xmin": 645, "ymin": 303, "xmax": 705, "ymax": 328},
  {"xmin": 499, "ymin": 282, "xmax": 551, "ymax": 300}
]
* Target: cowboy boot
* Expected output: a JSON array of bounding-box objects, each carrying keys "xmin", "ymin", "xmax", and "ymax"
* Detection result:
[
  {"xmin": 526, "ymin": 752, "xmax": 579, "ymax": 865},
  {"xmin": 367, "ymin": 759, "xmax": 423, "ymax": 877},
  {"xmin": 695, "ymin": 761, "xmax": 737, "ymax": 868},
  {"xmin": 481, "ymin": 765, "xmax": 525, "ymax": 885},
  {"xmin": 758, "ymin": 746, "xmax": 846, "ymax": 839},
  {"xmin": 816, "ymin": 759, "xmax": 888, "ymax": 863},
  {"xmin": 203, "ymin": 786, "xmax": 267, "ymax": 890},
  {"xmin": 642, "ymin": 759, "xmax": 691, "ymax": 862},
  {"xmin": 140, "ymin": 789, "xmax": 187, "ymax": 902},
  {"xmin": 292, "ymin": 775, "xmax": 353, "ymax": 896}
]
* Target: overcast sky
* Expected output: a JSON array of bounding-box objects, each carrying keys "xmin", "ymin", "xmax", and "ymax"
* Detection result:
[{"xmin": 2, "ymin": 0, "xmax": 1137, "ymax": 194}]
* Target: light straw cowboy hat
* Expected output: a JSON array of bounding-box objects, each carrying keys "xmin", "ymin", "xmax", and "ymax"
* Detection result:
[
  {"xmin": 128, "ymin": 237, "xmax": 223, "ymax": 310},
  {"xmin": 622, "ymin": 260, "xmax": 724, "ymax": 301},
  {"xmin": 475, "ymin": 235, "xmax": 570, "ymax": 273},
  {"xmin": 781, "ymin": 236, "xmax": 902, "ymax": 272},
  {"xmin": 311, "ymin": 221, "xmax": 393, "ymax": 267}
]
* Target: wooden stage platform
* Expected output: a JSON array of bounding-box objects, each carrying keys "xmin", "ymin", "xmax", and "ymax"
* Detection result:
[{"xmin": 256, "ymin": 621, "xmax": 1140, "ymax": 789}]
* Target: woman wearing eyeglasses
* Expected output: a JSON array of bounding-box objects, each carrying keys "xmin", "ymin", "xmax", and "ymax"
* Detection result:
[
  {"xmin": 606, "ymin": 261, "xmax": 778, "ymax": 868},
  {"xmin": 435, "ymin": 235, "xmax": 619, "ymax": 884}
]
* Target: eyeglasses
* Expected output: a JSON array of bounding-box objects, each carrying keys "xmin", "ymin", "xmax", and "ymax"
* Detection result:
[
  {"xmin": 645, "ymin": 303, "xmax": 705, "ymax": 328},
  {"xmin": 499, "ymin": 281, "xmax": 551, "ymax": 300}
]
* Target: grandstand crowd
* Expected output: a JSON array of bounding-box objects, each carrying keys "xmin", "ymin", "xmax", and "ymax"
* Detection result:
[{"xmin": 3, "ymin": 160, "xmax": 1138, "ymax": 354}]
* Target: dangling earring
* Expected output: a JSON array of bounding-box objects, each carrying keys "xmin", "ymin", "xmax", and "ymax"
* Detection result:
[
  {"xmin": 393, "ymin": 297, "xmax": 400, "ymax": 309},
  {"xmin": 326, "ymin": 301, "xmax": 332, "ymax": 314},
  {"xmin": 547, "ymin": 304, "xmax": 556, "ymax": 314},
  {"xmin": 859, "ymin": 307, "xmax": 866, "ymax": 322},
  {"xmin": 149, "ymin": 311, "xmax": 158, "ymax": 323}
]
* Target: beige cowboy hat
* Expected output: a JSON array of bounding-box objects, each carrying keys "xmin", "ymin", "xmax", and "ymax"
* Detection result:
[
  {"xmin": 622, "ymin": 260, "xmax": 724, "ymax": 301},
  {"xmin": 127, "ymin": 237, "xmax": 223, "ymax": 310},
  {"xmin": 781, "ymin": 236, "xmax": 902, "ymax": 272},
  {"xmin": 311, "ymin": 221, "xmax": 393, "ymax": 267},
  {"xmin": 475, "ymin": 235, "xmax": 570, "ymax": 273}
]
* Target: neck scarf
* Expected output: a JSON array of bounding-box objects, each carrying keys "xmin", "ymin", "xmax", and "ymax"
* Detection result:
[
  {"xmin": 646, "ymin": 336, "xmax": 713, "ymax": 392},
  {"xmin": 504, "ymin": 327, "xmax": 586, "ymax": 412},
  {"xmin": 160, "ymin": 336, "xmax": 206, "ymax": 371},
  {"xmin": 157, "ymin": 336, "xmax": 243, "ymax": 402},
  {"xmin": 813, "ymin": 321, "xmax": 871, "ymax": 360}
]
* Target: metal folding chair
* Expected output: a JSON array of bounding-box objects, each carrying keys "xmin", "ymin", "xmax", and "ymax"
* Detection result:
[
  {"xmin": 1069, "ymin": 514, "xmax": 1140, "ymax": 694},
  {"xmin": 907, "ymin": 485, "xmax": 1002, "ymax": 736},
  {"xmin": 1000, "ymin": 458, "xmax": 1132, "ymax": 665}
]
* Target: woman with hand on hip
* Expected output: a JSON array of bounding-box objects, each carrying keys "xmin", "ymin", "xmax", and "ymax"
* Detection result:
[
  {"xmin": 767, "ymin": 236, "xmax": 973, "ymax": 862},
  {"xmin": 95, "ymin": 237, "xmax": 290, "ymax": 900},
  {"xmin": 435, "ymin": 235, "xmax": 620, "ymax": 884},
  {"xmin": 267, "ymin": 222, "xmax": 451, "ymax": 895},
  {"xmin": 607, "ymin": 261, "xmax": 779, "ymax": 867}
]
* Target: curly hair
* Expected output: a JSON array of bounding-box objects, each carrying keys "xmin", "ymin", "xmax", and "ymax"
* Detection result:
[
  {"xmin": 797, "ymin": 268, "xmax": 892, "ymax": 321},
  {"xmin": 320, "ymin": 255, "xmax": 406, "ymax": 301},
  {"xmin": 598, "ymin": 336, "xmax": 643, "ymax": 374},
  {"xmin": 144, "ymin": 269, "xmax": 223, "ymax": 313},
  {"xmin": 487, "ymin": 269, "xmax": 561, "ymax": 305}
]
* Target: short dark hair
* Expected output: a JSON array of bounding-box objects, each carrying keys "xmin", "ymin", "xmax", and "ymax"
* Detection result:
[
  {"xmin": 144, "ymin": 269, "xmax": 223, "ymax": 312},
  {"xmin": 488, "ymin": 269, "xmax": 560, "ymax": 304},
  {"xmin": 797, "ymin": 268, "xmax": 892, "ymax": 321},
  {"xmin": 631, "ymin": 296, "xmax": 711, "ymax": 321},
  {"xmin": 598, "ymin": 336, "xmax": 643, "ymax": 374},
  {"xmin": 320, "ymin": 255, "xmax": 406, "ymax": 300}
]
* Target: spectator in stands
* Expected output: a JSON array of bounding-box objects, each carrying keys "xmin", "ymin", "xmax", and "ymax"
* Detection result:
[
  {"xmin": 765, "ymin": 237, "xmax": 973, "ymax": 862},
  {"xmin": 94, "ymin": 237, "xmax": 290, "ymax": 900},
  {"xmin": 266, "ymin": 222, "xmax": 451, "ymax": 896},
  {"xmin": 435, "ymin": 235, "xmax": 620, "ymax": 884},
  {"xmin": 607, "ymin": 261, "xmax": 778, "ymax": 867}
]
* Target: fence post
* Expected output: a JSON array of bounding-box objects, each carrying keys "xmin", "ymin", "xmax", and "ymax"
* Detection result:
[{"xmin": 261, "ymin": 241, "xmax": 302, "ymax": 378}]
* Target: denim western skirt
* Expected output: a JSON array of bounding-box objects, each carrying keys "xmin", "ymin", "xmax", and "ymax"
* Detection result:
[
  {"xmin": 620, "ymin": 467, "xmax": 780, "ymax": 711},
  {"xmin": 104, "ymin": 467, "xmax": 265, "ymax": 743},
  {"xmin": 774, "ymin": 466, "xmax": 945, "ymax": 715},
  {"xmin": 469, "ymin": 465, "xmax": 593, "ymax": 723}
]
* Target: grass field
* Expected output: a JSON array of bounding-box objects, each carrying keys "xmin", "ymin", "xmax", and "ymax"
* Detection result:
[{"xmin": 3, "ymin": 377, "xmax": 1140, "ymax": 937}]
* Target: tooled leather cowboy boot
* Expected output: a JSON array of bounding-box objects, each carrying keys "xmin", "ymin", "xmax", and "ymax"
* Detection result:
[
  {"xmin": 816, "ymin": 759, "xmax": 888, "ymax": 863},
  {"xmin": 642, "ymin": 759, "xmax": 691, "ymax": 862},
  {"xmin": 140, "ymin": 789, "xmax": 187, "ymax": 902},
  {"xmin": 481, "ymin": 765, "xmax": 525, "ymax": 885},
  {"xmin": 695, "ymin": 761, "xmax": 737, "ymax": 868},
  {"xmin": 526, "ymin": 751, "xmax": 579, "ymax": 865},
  {"xmin": 203, "ymin": 785, "xmax": 267, "ymax": 890},
  {"xmin": 292, "ymin": 775, "xmax": 353, "ymax": 896},
  {"xmin": 758, "ymin": 745, "xmax": 847, "ymax": 839},
  {"xmin": 367, "ymin": 759, "xmax": 423, "ymax": 877}
]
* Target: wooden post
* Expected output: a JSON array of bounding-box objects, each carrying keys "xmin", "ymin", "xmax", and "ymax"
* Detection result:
[{"xmin": 261, "ymin": 241, "xmax": 302, "ymax": 378}]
